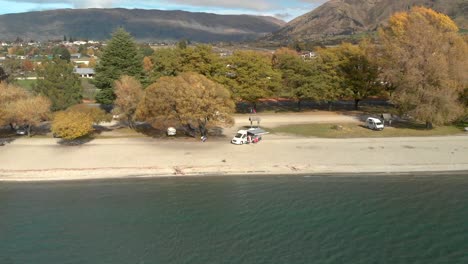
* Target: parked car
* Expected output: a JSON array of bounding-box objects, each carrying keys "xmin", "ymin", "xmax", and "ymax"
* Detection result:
[
  {"xmin": 167, "ymin": 127, "xmax": 176, "ymax": 136},
  {"xmin": 15, "ymin": 127, "xmax": 27, "ymax": 135},
  {"xmin": 365, "ymin": 117, "xmax": 384, "ymax": 131}
]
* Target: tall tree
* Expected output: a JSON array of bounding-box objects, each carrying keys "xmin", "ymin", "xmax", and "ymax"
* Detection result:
[
  {"xmin": 150, "ymin": 48, "xmax": 182, "ymax": 81},
  {"xmin": 379, "ymin": 7, "xmax": 467, "ymax": 128},
  {"xmin": 94, "ymin": 28, "xmax": 143, "ymax": 105},
  {"xmin": 334, "ymin": 42, "xmax": 381, "ymax": 110},
  {"xmin": 114, "ymin": 76, "xmax": 143, "ymax": 129},
  {"xmin": 34, "ymin": 59, "xmax": 82, "ymax": 111},
  {"xmin": 314, "ymin": 47, "xmax": 347, "ymax": 110},
  {"xmin": 224, "ymin": 51, "xmax": 281, "ymax": 110},
  {"xmin": 137, "ymin": 72, "xmax": 234, "ymax": 137},
  {"xmin": 273, "ymin": 48, "xmax": 323, "ymax": 111}
]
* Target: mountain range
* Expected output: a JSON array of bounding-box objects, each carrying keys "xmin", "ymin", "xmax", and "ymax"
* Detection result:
[
  {"xmin": 0, "ymin": 8, "xmax": 285, "ymax": 42},
  {"xmin": 266, "ymin": 0, "xmax": 467, "ymax": 43}
]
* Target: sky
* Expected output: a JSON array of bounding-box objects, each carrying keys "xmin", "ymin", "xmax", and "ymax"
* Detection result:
[{"xmin": 0, "ymin": 0, "xmax": 328, "ymax": 21}]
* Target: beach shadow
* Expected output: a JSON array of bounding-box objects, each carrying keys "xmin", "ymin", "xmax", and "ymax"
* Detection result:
[{"xmin": 57, "ymin": 136, "xmax": 94, "ymax": 146}]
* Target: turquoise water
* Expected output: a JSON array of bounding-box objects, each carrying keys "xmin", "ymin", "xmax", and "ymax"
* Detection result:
[{"xmin": 1, "ymin": 174, "xmax": 468, "ymax": 264}]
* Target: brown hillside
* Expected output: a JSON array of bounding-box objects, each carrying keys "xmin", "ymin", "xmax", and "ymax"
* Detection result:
[{"xmin": 266, "ymin": 0, "xmax": 467, "ymax": 43}]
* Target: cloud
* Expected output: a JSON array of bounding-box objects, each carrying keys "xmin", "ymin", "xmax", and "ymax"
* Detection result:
[
  {"xmin": 165, "ymin": 0, "xmax": 277, "ymax": 11},
  {"xmin": 72, "ymin": 0, "xmax": 114, "ymax": 8},
  {"xmin": 2, "ymin": 0, "xmax": 115, "ymax": 8}
]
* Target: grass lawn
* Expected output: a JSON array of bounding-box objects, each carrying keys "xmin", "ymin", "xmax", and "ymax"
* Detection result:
[{"xmin": 269, "ymin": 122, "xmax": 466, "ymax": 138}]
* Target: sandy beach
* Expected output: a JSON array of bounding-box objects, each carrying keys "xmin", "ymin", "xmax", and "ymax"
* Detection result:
[
  {"xmin": 1, "ymin": 112, "xmax": 467, "ymax": 181},
  {"xmin": 1, "ymin": 134, "xmax": 468, "ymax": 181}
]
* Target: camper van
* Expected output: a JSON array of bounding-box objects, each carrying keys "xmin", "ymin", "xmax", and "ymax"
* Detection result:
[
  {"xmin": 366, "ymin": 117, "xmax": 384, "ymax": 131},
  {"xmin": 231, "ymin": 128, "xmax": 268, "ymax": 145}
]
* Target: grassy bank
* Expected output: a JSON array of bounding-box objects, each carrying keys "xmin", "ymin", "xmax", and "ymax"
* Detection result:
[{"xmin": 269, "ymin": 122, "xmax": 465, "ymax": 138}]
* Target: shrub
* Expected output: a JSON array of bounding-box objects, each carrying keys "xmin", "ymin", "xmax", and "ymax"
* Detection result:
[{"xmin": 52, "ymin": 111, "xmax": 94, "ymax": 140}]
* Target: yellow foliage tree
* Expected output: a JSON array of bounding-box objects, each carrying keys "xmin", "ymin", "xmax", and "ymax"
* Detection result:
[
  {"xmin": 1, "ymin": 82, "xmax": 51, "ymax": 136},
  {"xmin": 143, "ymin": 56, "xmax": 154, "ymax": 73},
  {"xmin": 67, "ymin": 104, "xmax": 111, "ymax": 124},
  {"xmin": 137, "ymin": 72, "xmax": 235, "ymax": 137},
  {"xmin": 114, "ymin": 75, "xmax": 143, "ymax": 129},
  {"xmin": 7, "ymin": 96, "xmax": 51, "ymax": 136},
  {"xmin": 51, "ymin": 111, "xmax": 94, "ymax": 140},
  {"xmin": 379, "ymin": 7, "xmax": 468, "ymax": 128}
]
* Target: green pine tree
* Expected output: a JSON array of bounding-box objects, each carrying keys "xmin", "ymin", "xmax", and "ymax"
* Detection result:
[
  {"xmin": 34, "ymin": 59, "xmax": 82, "ymax": 111},
  {"xmin": 94, "ymin": 28, "xmax": 143, "ymax": 105}
]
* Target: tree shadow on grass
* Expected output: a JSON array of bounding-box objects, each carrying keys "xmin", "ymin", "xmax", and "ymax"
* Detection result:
[
  {"xmin": 92, "ymin": 125, "xmax": 113, "ymax": 135},
  {"xmin": 135, "ymin": 123, "xmax": 228, "ymax": 140}
]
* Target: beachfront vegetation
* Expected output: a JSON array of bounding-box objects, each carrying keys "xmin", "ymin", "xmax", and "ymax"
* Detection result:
[
  {"xmin": 66, "ymin": 104, "xmax": 111, "ymax": 124},
  {"xmin": 137, "ymin": 72, "xmax": 235, "ymax": 137},
  {"xmin": 0, "ymin": 82, "xmax": 50, "ymax": 136},
  {"xmin": 34, "ymin": 59, "xmax": 83, "ymax": 111},
  {"xmin": 52, "ymin": 111, "xmax": 94, "ymax": 140},
  {"xmin": 94, "ymin": 28, "xmax": 144, "ymax": 105},
  {"xmin": 378, "ymin": 7, "xmax": 468, "ymax": 128},
  {"xmin": 114, "ymin": 75, "xmax": 143, "ymax": 129}
]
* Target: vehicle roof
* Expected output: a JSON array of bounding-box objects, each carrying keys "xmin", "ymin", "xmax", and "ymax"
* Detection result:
[{"xmin": 366, "ymin": 117, "xmax": 382, "ymax": 122}]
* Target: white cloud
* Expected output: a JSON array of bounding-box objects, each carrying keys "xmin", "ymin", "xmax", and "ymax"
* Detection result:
[
  {"xmin": 165, "ymin": 0, "xmax": 276, "ymax": 11},
  {"xmin": 72, "ymin": 0, "xmax": 114, "ymax": 8}
]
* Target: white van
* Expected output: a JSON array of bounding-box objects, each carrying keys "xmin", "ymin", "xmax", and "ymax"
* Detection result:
[
  {"xmin": 366, "ymin": 117, "xmax": 384, "ymax": 131},
  {"xmin": 231, "ymin": 128, "xmax": 268, "ymax": 145}
]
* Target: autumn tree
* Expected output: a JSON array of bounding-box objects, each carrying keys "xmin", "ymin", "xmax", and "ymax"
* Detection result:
[
  {"xmin": 224, "ymin": 50, "xmax": 281, "ymax": 110},
  {"xmin": 67, "ymin": 104, "xmax": 111, "ymax": 124},
  {"xmin": 52, "ymin": 111, "xmax": 94, "ymax": 140},
  {"xmin": 0, "ymin": 82, "xmax": 29, "ymax": 129},
  {"xmin": 7, "ymin": 96, "xmax": 51, "ymax": 136},
  {"xmin": 150, "ymin": 45, "xmax": 224, "ymax": 83},
  {"xmin": 313, "ymin": 47, "xmax": 347, "ymax": 110},
  {"xmin": 179, "ymin": 45, "xmax": 224, "ymax": 80},
  {"xmin": 34, "ymin": 59, "xmax": 82, "ymax": 111},
  {"xmin": 272, "ymin": 48, "xmax": 325, "ymax": 111},
  {"xmin": 94, "ymin": 28, "xmax": 144, "ymax": 105},
  {"xmin": 114, "ymin": 75, "xmax": 143, "ymax": 129},
  {"xmin": 333, "ymin": 42, "xmax": 381, "ymax": 110},
  {"xmin": 378, "ymin": 7, "xmax": 468, "ymax": 128},
  {"xmin": 137, "ymin": 72, "xmax": 234, "ymax": 137},
  {"xmin": 150, "ymin": 48, "xmax": 182, "ymax": 81}
]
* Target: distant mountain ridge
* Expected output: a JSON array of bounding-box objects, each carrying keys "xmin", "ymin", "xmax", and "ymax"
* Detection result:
[
  {"xmin": 266, "ymin": 0, "xmax": 467, "ymax": 43},
  {"xmin": 0, "ymin": 8, "xmax": 286, "ymax": 42}
]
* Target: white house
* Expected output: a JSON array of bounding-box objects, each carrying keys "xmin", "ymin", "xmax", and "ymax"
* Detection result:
[{"xmin": 74, "ymin": 68, "xmax": 95, "ymax": 78}]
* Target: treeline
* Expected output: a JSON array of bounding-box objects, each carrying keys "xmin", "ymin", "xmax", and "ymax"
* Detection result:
[
  {"xmin": 1, "ymin": 7, "xmax": 467, "ymax": 139},
  {"xmin": 96, "ymin": 8, "xmax": 467, "ymax": 129}
]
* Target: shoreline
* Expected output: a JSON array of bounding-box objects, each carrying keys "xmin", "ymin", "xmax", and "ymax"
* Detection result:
[
  {"xmin": 1, "ymin": 169, "xmax": 468, "ymax": 183},
  {"xmin": 1, "ymin": 135, "xmax": 467, "ymax": 182}
]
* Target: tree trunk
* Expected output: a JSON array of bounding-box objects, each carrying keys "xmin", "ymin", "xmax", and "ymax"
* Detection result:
[
  {"xmin": 327, "ymin": 101, "xmax": 333, "ymax": 111},
  {"xmin": 27, "ymin": 124, "xmax": 31, "ymax": 137},
  {"xmin": 9, "ymin": 123, "xmax": 15, "ymax": 131},
  {"xmin": 354, "ymin": 99, "xmax": 360, "ymax": 110},
  {"xmin": 297, "ymin": 100, "xmax": 302, "ymax": 112},
  {"xmin": 128, "ymin": 116, "xmax": 135, "ymax": 130},
  {"xmin": 198, "ymin": 119, "xmax": 207, "ymax": 137},
  {"xmin": 425, "ymin": 121, "xmax": 433, "ymax": 130}
]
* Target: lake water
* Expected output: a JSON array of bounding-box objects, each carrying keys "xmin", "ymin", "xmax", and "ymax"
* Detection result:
[{"xmin": 1, "ymin": 174, "xmax": 468, "ymax": 264}]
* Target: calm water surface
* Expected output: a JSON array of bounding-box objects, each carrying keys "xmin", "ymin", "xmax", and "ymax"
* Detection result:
[{"xmin": 1, "ymin": 174, "xmax": 468, "ymax": 264}]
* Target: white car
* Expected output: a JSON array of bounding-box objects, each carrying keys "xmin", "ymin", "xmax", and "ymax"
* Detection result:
[
  {"xmin": 167, "ymin": 127, "xmax": 176, "ymax": 136},
  {"xmin": 366, "ymin": 117, "xmax": 384, "ymax": 131}
]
